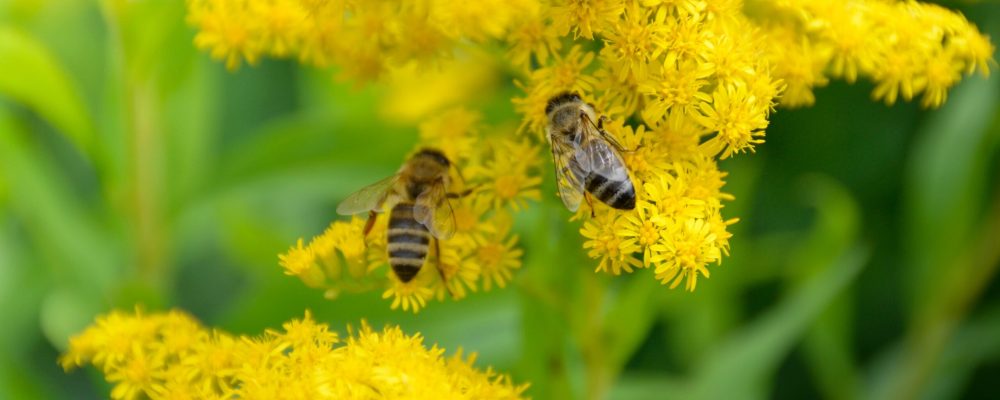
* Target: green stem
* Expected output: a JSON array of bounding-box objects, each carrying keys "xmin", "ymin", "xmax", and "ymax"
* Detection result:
[
  {"xmin": 102, "ymin": 0, "xmax": 169, "ymax": 293},
  {"xmin": 580, "ymin": 270, "xmax": 611, "ymax": 400},
  {"xmin": 890, "ymin": 192, "xmax": 1000, "ymax": 400}
]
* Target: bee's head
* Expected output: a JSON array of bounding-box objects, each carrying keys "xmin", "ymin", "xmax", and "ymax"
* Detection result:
[
  {"xmin": 415, "ymin": 148, "xmax": 451, "ymax": 168},
  {"xmin": 545, "ymin": 91, "xmax": 582, "ymax": 115}
]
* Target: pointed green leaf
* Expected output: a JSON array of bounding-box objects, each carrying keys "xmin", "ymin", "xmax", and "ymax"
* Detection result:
[{"xmin": 0, "ymin": 26, "xmax": 94, "ymax": 161}]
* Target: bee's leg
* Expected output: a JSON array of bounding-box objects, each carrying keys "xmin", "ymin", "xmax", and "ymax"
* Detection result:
[
  {"xmin": 598, "ymin": 115, "xmax": 608, "ymax": 130},
  {"xmin": 447, "ymin": 186, "xmax": 477, "ymax": 199},
  {"xmin": 434, "ymin": 238, "xmax": 455, "ymax": 298},
  {"xmin": 363, "ymin": 210, "xmax": 377, "ymax": 237},
  {"xmin": 585, "ymin": 192, "xmax": 596, "ymax": 218}
]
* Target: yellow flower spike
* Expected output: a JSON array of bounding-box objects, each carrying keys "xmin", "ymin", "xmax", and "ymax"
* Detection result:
[
  {"xmin": 104, "ymin": 343, "xmax": 166, "ymax": 400},
  {"xmin": 189, "ymin": 0, "xmax": 990, "ymax": 295},
  {"xmin": 581, "ymin": 211, "xmax": 642, "ymax": 275},
  {"xmin": 188, "ymin": 0, "xmax": 265, "ymax": 70},
  {"xmin": 251, "ymin": 0, "xmax": 308, "ymax": 58},
  {"xmin": 453, "ymin": 199, "xmax": 493, "ymax": 236},
  {"xmin": 619, "ymin": 202, "xmax": 668, "ymax": 267},
  {"xmin": 643, "ymin": 170, "xmax": 705, "ymax": 222},
  {"xmin": 431, "ymin": 243, "xmax": 481, "ymax": 300},
  {"xmin": 278, "ymin": 239, "xmax": 325, "ymax": 288},
  {"xmin": 600, "ymin": 2, "xmax": 668, "ymax": 83},
  {"xmin": 708, "ymin": 212, "xmax": 739, "ymax": 258},
  {"xmin": 382, "ymin": 270, "xmax": 435, "ymax": 313},
  {"xmin": 640, "ymin": 57, "xmax": 713, "ymax": 123},
  {"xmin": 430, "ymin": 0, "xmax": 535, "ymax": 42},
  {"xmin": 381, "ymin": 56, "xmax": 500, "ymax": 123},
  {"xmin": 694, "ymin": 82, "xmax": 769, "ymax": 159},
  {"xmin": 681, "ymin": 155, "xmax": 733, "ymax": 205},
  {"xmin": 419, "ymin": 107, "xmax": 482, "ymax": 164},
  {"xmin": 309, "ymin": 226, "xmax": 342, "ymax": 279},
  {"xmin": 605, "ymin": 119, "xmax": 669, "ymax": 182},
  {"xmin": 651, "ymin": 218, "xmax": 721, "ymax": 290},
  {"xmin": 549, "ymin": 0, "xmax": 625, "ymax": 40},
  {"xmin": 472, "ymin": 217, "xmax": 524, "ymax": 291},
  {"xmin": 654, "ymin": 110, "xmax": 704, "ymax": 160},
  {"xmin": 338, "ymin": 217, "xmax": 370, "ymax": 274},
  {"xmin": 506, "ymin": 8, "xmax": 562, "ymax": 71},
  {"xmin": 920, "ymin": 49, "xmax": 963, "ymax": 109},
  {"xmin": 753, "ymin": 0, "xmax": 993, "ymax": 109},
  {"xmin": 473, "ymin": 138, "xmax": 543, "ymax": 212},
  {"xmin": 187, "ymin": 330, "xmax": 240, "ymax": 394},
  {"xmin": 959, "ymin": 27, "xmax": 995, "ymax": 78},
  {"xmin": 542, "ymin": 45, "xmax": 600, "ymax": 93},
  {"xmin": 513, "ymin": 78, "xmax": 561, "ymax": 135},
  {"xmin": 63, "ymin": 310, "xmax": 528, "ymax": 399}
]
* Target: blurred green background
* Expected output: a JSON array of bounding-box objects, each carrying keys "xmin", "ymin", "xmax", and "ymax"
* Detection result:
[{"xmin": 1, "ymin": 1, "xmax": 998, "ymax": 399}]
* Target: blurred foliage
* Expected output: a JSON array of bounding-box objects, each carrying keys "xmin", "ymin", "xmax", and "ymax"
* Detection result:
[{"xmin": 0, "ymin": 1, "xmax": 998, "ymax": 399}]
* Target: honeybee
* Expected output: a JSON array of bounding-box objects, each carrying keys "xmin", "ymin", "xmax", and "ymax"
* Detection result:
[
  {"xmin": 545, "ymin": 92, "xmax": 636, "ymax": 213},
  {"xmin": 336, "ymin": 148, "xmax": 464, "ymax": 285}
]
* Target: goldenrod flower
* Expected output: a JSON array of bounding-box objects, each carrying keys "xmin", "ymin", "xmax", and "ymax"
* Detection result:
[
  {"xmin": 507, "ymin": 8, "xmax": 562, "ymax": 71},
  {"xmin": 471, "ymin": 214, "xmax": 524, "ymax": 291},
  {"xmin": 581, "ymin": 212, "xmax": 643, "ymax": 275},
  {"xmin": 61, "ymin": 309, "xmax": 528, "ymax": 399},
  {"xmin": 550, "ymin": 0, "xmax": 625, "ymax": 40},
  {"xmin": 651, "ymin": 218, "xmax": 720, "ymax": 290},
  {"xmin": 471, "ymin": 138, "xmax": 543, "ymax": 212},
  {"xmin": 188, "ymin": 0, "xmax": 992, "ymax": 294},
  {"xmin": 754, "ymin": 0, "xmax": 994, "ymax": 107}
]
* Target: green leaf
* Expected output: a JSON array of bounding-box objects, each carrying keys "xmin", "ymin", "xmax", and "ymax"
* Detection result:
[
  {"xmin": 39, "ymin": 288, "xmax": 102, "ymax": 352},
  {"xmin": 791, "ymin": 176, "xmax": 862, "ymax": 400},
  {"xmin": 904, "ymin": 72, "xmax": 1000, "ymax": 311},
  {"xmin": 609, "ymin": 373, "xmax": 687, "ymax": 400},
  {"xmin": 687, "ymin": 245, "xmax": 868, "ymax": 400},
  {"xmin": 0, "ymin": 110, "xmax": 116, "ymax": 347},
  {"xmin": 0, "ymin": 26, "xmax": 95, "ymax": 161},
  {"xmin": 920, "ymin": 305, "xmax": 1000, "ymax": 400},
  {"xmin": 604, "ymin": 274, "xmax": 661, "ymax": 380}
]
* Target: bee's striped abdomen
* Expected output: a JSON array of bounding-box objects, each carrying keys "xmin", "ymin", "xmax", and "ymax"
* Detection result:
[
  {"xmin": 387, "ymin": 202, "xmax": 431, "ymax": 282},
  {"xmin": 585, "ymin": 174, "xmax": 636, "ymax": 210}
]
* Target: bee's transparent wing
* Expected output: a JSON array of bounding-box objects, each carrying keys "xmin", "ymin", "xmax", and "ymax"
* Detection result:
[
  {"xmin": 414, "ymin": 181, "xmax": 456, "ymax": 239},
  {"xmin": 550, "ymin": 136, "xmax": 589, "ymax": 212},
  {"xmin": 582, "ymin": 127, "xmax": 629, "ymax": 183},
  {"xmin": 335, "ymin": 175, "xmax": 398, "ymax": 215}
]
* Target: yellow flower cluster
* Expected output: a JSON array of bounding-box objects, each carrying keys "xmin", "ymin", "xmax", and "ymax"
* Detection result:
[
  {"xmin": 511, "ymin": 1, "xmax": 776, "ymax": 290},
  {"xmin": 189, "ymin": 1, "xmax": 991, "ymax": 293},
  {"xmin": 753, "ymin": 0, "xmax": 995, "ymax": 108},
  {"xmin": 279, "ymin": 108, "xmax": 540, "ymax": 312},
  {"xmin": 60, "ymin": 309, "xmax": 528, "ymax": 400},
  {"xmin": 507, "ymin": 0, "xmax": 989, "ymax": 290},
  {"xmin": 186, "ymin": 0, "xmax": 537, "ymax": 78}
]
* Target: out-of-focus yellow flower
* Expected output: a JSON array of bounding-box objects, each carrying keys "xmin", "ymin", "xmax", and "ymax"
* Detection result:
[
  {"xmin": 550, "ymin": 0, "xmax": 625, "ymax": 40},
  {"xmin": 470, "ymin": 138, "xmax": 543, "ymax": 212},
  {"xmin": 186, "ymin": 0, "xmax": 535, "ymax": 78},
  {"xmin": 61, "ymin": 309, "xmax": 528, "ymax": 400},
  {"xmin": 753, "ymin": 0, "xmax": 995, "ymax": 108},
  {"xmin": 380, "ymin": 55, "xmax": 501, "ymax": 124}
]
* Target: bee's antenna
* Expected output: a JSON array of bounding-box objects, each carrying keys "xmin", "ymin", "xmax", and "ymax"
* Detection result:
[{"xmin": 451, "ymin": 162, "xmax": 467, "ymax": 184}]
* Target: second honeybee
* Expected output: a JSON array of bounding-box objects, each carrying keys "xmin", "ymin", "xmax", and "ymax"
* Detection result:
[{"xmin": 545, "ymin": 92, "xmax": 636, "ymax": 213}]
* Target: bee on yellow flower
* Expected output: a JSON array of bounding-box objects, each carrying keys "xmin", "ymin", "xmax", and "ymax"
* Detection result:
[
  {"xmin": 278, "ymin": 110, "xmax": 538, "ymax": 312},
  {"xmin": 190, "ymin": 0, "xmax": 993, "ymax": 294}
]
